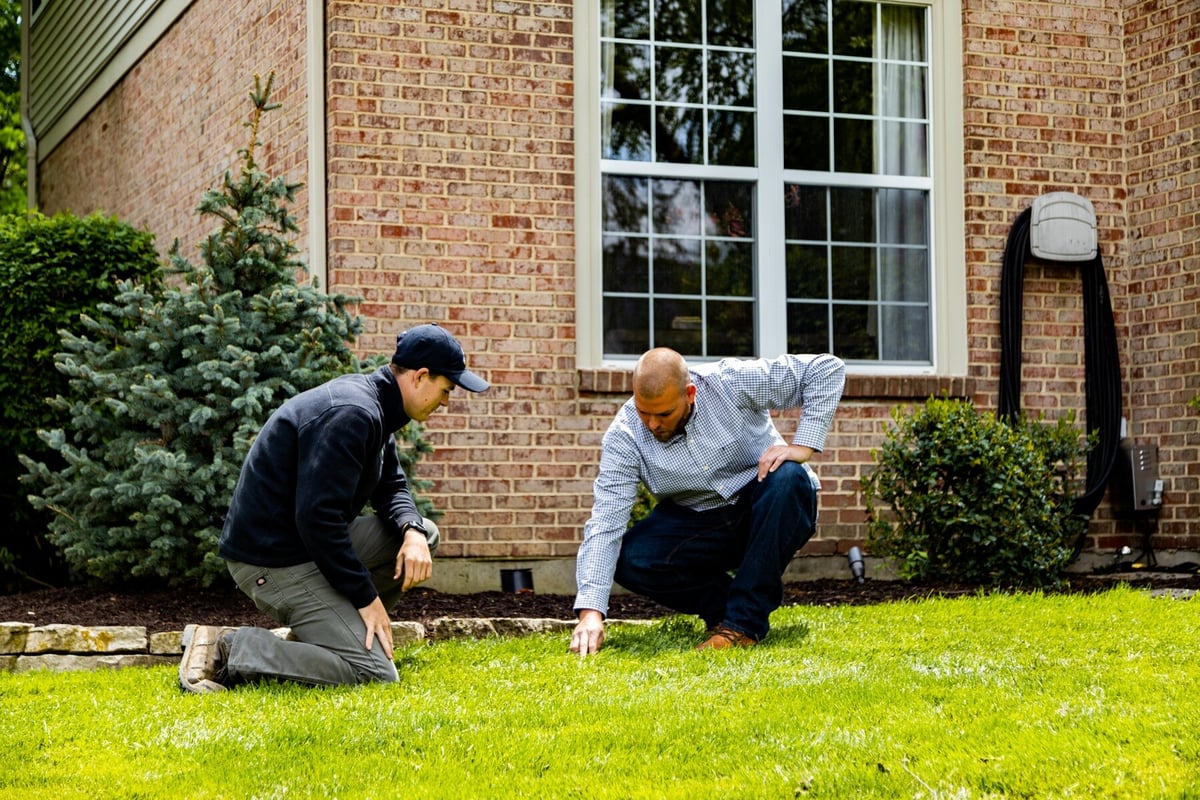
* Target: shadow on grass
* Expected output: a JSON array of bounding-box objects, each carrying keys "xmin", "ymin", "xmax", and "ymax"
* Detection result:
[{"xmin": 602, "ymin": 615, "xmax": 812, "ymax": 657}]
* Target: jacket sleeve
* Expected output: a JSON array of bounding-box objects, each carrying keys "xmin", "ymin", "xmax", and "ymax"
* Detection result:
[{"xmin": 373, "ymin": 433, "xmax": 421, "ymax": 533}]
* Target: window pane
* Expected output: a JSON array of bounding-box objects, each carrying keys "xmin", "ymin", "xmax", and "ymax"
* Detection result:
[
  {"xmin": 605, "ymin": 42, "xmax": 651, "ymax": 102},
  {"xmin": 882, "ymin": 4, "xmax": 926, "ymax": 61},
  {"xmin": 832, "ymin": 303, "xmax": 874, "ymax": 358},
  {"xmin": 656, "ymin": 0, "xmax": 702, "ymax": 43},
  {"xmin": 656, "ymin": 46, "xmax": 702, "ymax": 104},
  {"xmin": 603, "ymin": 297, "xmax": 650, "ymax": 355},
  {"xmin": 707, "ymin": 240, "xmax": 754, "ymax": 296},
  {"xmin": 833, "ymin": 117, "xmax": 873, "ymax": 172},
  {"xmin": 833, "ymin": 61, "xmax": 873, "ymax": 114},
  {"xmin": 879, "ymin": 248, "xmax": 928, "ymax": 301},
  {"xmin": 602, "ymin": 103, "xmax": 652, "ymax": 160},
  {"xmin": 708, "ymin": 110, "xmax": 755, "ymax": 166},
  {"xmin": 782, "ymin": 0, "xmax": 827, "ymax": 54},
  {"xmin": 655, "ymin": 105, "xmax": 704, "ymax": 163},
  {"xmin": 602, "ymin": 0, "xmax": 650, "ymax": 40},
  {"xmin": 708, "ymin": 0, "xmax": 755, "ymax": 47},
  {"xmin": 706, "ymin": 300, "xmax": 756, "ymax": 353},
  {"xmin": 653, "ymin": 237, "xmax": 703, "ymax": 294},
  {"xmin": 830, "ymin": 187, "xmax": 874, "ymax": 242},
  {"xmin": 786, "ymin": 244, "xmax": 828, "ymax": 297},
  {"xmin": 832, "ymin": 0, "xmax": 873, "ymax": 57},
  {"xmin": 787, "ymin": 302, "xmax": 830, "ymax": 352},
  {"xmin": 879, "ymin": 305, "xmax": 930, "ymax": 361},
  {"xmin": 879, "ymin": 188, "xmax": 928, "ymax": 244},
  {"xmin": 783, "ymin": 56, "xmax": 828, "ymax": 112},
  {"xmin": 652, "ymin": 179, "xmax": 702, "ymax": 234},
  {"xmin": 880, "ymin": 64, "xmax": 927, "ymax": 117},
  {"xmin": 708, "ymin": 50, "xmax": 755, "ymax": 107},
  {"xmin": 783, "ymin": 115, "xmax": 829, "ymax": 170},
  {"xmin": 705, "ymin": 181, "xmax": 753, "ymax": 237},
  {"xmin": 830, "ymin": 246, "xmax": 874, "ymax": 300},
  {"xmin": 879, "ymin": 121, "xmax": 928, "ymax": 176},
  {"xmin": 602, "ymin": 175, "xmax": 648, "ymax": 232},
  {"xmin": 784, "ymin": 184, "xmax": 826, "ymax": 240},
  {"xmin": 655, "ymin": 298, "xmax": 704, "ymax": 354},
  {"xmin": 603, "ymin": 235, "xmax": 649, "ymax": 292}
]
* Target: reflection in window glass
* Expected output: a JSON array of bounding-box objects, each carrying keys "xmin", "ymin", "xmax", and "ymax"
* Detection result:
[
  {"xmin": 785, "ymin": 184, "xmax": 931, "ymax": 362},
  {"xmin": 602, "ymin": 177, "xmax": 756, "ymax": 358},
  {"xmin": 600, "ymin": 0, "xmax": 933, "ymax": 365}
]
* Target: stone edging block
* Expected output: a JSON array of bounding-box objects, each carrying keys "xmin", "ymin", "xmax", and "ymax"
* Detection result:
[{"xmin": 0, "ymin": 618, "xmax": 638, "ymax": 673}]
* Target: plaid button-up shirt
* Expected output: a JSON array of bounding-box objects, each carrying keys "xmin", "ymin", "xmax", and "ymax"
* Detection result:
[{"xmin": 574, "ymin": 353, "xmax": 846, "ymax": 616}]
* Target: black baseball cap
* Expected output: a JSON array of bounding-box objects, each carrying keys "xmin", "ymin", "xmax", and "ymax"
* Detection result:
[{"xmin": 391, "ymin": 323, "xmax": 489, "ymax": 392}]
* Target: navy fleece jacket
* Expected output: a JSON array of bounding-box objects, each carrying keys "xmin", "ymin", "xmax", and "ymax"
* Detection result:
[{"xmin": 219, "ymin": 366, "xmax": 422, "ymax": 609}]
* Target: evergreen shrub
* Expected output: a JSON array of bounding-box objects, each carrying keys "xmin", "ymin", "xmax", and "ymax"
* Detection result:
[
  {"xmin": 20, "ymin": 75, "xmax": 394, "ymax": 588},
  {"xmin": 861, "ymin": 396, "xmax": 1090, "ymax": 588},
  {"xmin": 0, "ymin": 212, "xmax": 162, "ymax": 588}
]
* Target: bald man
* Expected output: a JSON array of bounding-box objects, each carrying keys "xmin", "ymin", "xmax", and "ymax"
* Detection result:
[{"xmin": 570, "ymin": 348, "xmax": 845, "ymax": 654}]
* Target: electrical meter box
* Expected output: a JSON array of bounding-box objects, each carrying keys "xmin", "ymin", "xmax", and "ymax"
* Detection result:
[{"xmin": 1110, "ymin": 439, "xmax": 1163, "ymax": 515}]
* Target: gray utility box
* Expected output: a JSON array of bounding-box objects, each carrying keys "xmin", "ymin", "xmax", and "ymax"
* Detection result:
[{"xmin": 1110, "ymin": 439, "xmax": 1163, "ymax": 515}]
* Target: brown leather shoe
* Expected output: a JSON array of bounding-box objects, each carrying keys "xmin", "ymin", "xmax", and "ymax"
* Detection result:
[{"xmin": 695, "ymin": 624, "xmax": 756, "ymax": 650}]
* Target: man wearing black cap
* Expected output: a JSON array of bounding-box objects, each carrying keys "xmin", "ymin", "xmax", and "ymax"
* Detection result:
[{"xmin": 179, "ymin": 323, "xmax": 488, "ymax": 692}]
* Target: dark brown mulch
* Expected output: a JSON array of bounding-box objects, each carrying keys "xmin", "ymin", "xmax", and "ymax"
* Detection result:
[{"xmin": 1, "ymin": 572, "xmax": 1197, "ymax": 634}]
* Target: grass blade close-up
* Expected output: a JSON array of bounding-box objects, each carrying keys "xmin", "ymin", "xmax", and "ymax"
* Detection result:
[{"xmin": 2, "ymin": 586, "xmax": 1199, "ymax": 799}]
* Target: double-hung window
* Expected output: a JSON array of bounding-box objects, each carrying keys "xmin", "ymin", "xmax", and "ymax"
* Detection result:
[{"xmin": 582, "ymin": 0, "xmax": 964, "ymax": 370}]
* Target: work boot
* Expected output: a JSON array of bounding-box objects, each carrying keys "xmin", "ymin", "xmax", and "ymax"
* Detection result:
[
  {"xmin": 695, "ymin": 624, "xmax": 757, "ymax": 651},
  {"xmin": 179, "ymin": 624, "xmax": 235, "ymax": 693}
]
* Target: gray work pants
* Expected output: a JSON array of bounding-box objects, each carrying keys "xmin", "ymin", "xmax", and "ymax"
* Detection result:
[{"xmin": 224, "ymin": 515, "xmax": 439, "ymax": 687}]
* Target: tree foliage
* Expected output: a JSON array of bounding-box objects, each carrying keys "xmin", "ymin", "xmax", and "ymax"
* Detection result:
[
  {"xmin": 21, "ymin": 75, "xmax": 365, "ymax": 587},
  {"xmin": 0, "ymin": 0, "xmax": 25, "ymax": 214},
  {"xmin": 0, "ymin": 212, "xmax": 162, "ymax": 589}
]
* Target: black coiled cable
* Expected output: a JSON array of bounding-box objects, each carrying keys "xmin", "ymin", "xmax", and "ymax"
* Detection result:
[{"xmin": 998, "ymin": 206, "xmax": 1123, "ymax": 552}]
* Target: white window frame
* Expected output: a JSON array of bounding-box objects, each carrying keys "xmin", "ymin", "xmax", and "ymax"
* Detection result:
[{"xmin": 574, "ymin": 0, "xmax": 965, "ymax": 375}]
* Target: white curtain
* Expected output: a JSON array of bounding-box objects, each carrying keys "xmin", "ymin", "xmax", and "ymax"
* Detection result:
[
  {"xmin": 601, "ymin": 0, "xmax": 615, "ymax": 151},
  {"xmin": 876, "ymin": 5, "xmax": 928, "ymax": 361}
]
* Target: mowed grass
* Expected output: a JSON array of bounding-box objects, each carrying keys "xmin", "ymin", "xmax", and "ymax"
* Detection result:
[{"xmin": 3, "ymin": 586, "xmax": 1199, "ymax": 799}]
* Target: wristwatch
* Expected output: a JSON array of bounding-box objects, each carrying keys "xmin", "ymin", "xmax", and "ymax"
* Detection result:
[{"xmin": 402, "ymin": 520, "xmax": 427, "ymax": 537}]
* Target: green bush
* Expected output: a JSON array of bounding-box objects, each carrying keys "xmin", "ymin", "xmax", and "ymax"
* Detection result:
[
  {"xmin": 0, "ymin": 212, "xmax": 162, "ymax": 589},
  {"xmin": 861, "ymin": 396, "xmax": 1090, "ymax": 588},
  {"xmin": 20, "ymin": 75, "xmax": 384, "ymax": 588}
]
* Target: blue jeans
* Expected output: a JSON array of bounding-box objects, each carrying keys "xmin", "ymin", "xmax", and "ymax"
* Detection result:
[{"xmin": 613, "ymin": 462, "xmax": 817, "ymax": 641}]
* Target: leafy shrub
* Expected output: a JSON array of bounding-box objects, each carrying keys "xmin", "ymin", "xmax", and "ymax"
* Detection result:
[
  {"xmin": 0, "ymin": 212, "xmax": 162, "ymax": 588},
  {"xmin": 20, "ymin": 75, "xmax": 400, "ymax": 588},
  {"xmin": 861, "ymin": 396, "xmax": 1090, "ymax": 587}
]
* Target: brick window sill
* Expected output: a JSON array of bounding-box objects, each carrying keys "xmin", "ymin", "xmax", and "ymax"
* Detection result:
[{"xmin": 579, "ymin": 368, "xmax": 976, "ymax": 401}]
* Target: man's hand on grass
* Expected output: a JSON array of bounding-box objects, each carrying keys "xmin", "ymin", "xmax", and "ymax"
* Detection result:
[{"xmin": 570, "ymin": 609, "xmax": 605, "ymax": 658}]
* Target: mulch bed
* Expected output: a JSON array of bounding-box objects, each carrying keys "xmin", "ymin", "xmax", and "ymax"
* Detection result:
[{"xmin": 2, "ymin": 572, "xmax": 1197, "ymax": 634}]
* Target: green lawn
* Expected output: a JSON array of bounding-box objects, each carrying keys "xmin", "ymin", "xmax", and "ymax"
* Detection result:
[{"xmin": 3, "ymin": 586, "xmax": 1199, "ymax": 799}]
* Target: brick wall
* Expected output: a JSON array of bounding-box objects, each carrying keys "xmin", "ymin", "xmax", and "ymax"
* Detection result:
[
  {"xmin": 1121, "ymin": 0, "xmax": 1200, "ymax": 545},
  {"xmin": 37, "ymin": 0, "xmax": 310, "ymax": 269},
  {"xmin": 966, "ymin": 0, "xmax": 1144, "ymax": 552},
  {"xmin": 323, "ymin": 0, "xmax": 584, "ymax": 557},
  {"xmin": 34, "ymin": 0, "xmax": 1200, "ymax": 565}
]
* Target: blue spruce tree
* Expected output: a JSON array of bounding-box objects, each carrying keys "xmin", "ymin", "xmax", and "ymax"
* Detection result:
[{"xmin": 22, "ymin": 75, "xmax": 371, "ymax": 587}]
